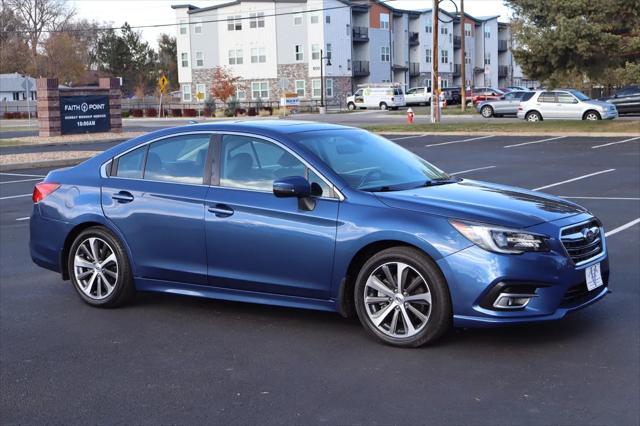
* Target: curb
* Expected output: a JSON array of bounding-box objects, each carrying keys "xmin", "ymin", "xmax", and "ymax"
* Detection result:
[{"xmin": 0, "ymin": 156, "xmax": 91, "ymax": 172}]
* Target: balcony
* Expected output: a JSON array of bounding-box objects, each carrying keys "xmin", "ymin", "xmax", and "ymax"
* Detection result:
[
  {"xmin": 453, "ymin": 35, "xmax": 461, "ymax": 49},
  {"xmin": 498, "ymin": 39, "xmax": 508, "ymax": 52},
  {"xmin": 392, "ymin": 62, "xmax": 408, "ymax": 71},
  {"xmin": 408, "ymin": 32, "xmax": 419, "ymax": 46},
  {"xmin": 498, "ymin": 65, "xmax": 509, "ymax": 77},
  {"xmin": 453, "ymin": 64, "xmax": 461, "ymax": 77},
  {"xmin": 474, "ymin": 66, "xmax": 484, "ymax": 74},
  {"xmin": 352, "ymin": 26, "xmax": 369, "ymax": 42},
  {"xmin": 352, "ymin": 60, "xmax": 370, "ymax": 76},
  {"xmin": 409, "ymin": 62, "xmax": 420, "ymax": 76}
]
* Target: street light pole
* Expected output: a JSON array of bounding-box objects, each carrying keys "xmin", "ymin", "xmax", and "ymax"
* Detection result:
[
  {"xmin": 460, "ymin": 0, "xmax": 466, "ymax": 112},
  {"xmin": 431, "ymin": 0, "xmax": 440, "ymax": 123},
  {"xmin": 319, "ymin": 48, "xmax": 331, "ymax": 113}
]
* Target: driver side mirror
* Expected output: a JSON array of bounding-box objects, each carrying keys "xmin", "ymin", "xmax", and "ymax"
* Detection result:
[{"xmin": 273, "ymin": 176, "xmax": 315, "ymax": 210}]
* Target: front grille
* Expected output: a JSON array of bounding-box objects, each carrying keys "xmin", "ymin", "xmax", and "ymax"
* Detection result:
[{"xmin": 560, "ymin": 219, "xmax": 603, "ymax": 265}]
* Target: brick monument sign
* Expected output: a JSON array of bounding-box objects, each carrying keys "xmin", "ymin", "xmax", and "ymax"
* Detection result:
[{"xmin": 37, "ymin": 77, "xmax": 122, "ymax": 137}]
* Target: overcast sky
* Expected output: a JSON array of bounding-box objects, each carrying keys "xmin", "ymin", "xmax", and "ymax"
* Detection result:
[{"xmin": 70, "ymin": 0, "xmax": 512, "ymax": 47}]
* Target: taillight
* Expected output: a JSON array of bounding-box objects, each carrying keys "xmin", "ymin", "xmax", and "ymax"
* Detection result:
[{"xmin": 32, "ymin": 182, "xmax": 60, "ymax": 203}]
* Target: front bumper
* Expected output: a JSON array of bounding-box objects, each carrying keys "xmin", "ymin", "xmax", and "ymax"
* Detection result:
[
  {"xmin": 437, "ymin": 214, "xmax": 609, "ymax": 327},
  {"xmin": 601, "ymin": 109, "xmax": 618, "ymax": 119}
]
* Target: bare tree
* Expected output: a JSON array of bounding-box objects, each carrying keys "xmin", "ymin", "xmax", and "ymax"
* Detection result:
[{"xmin": 7, "ymin": 0, "xmax": 76, "ymax": 75}]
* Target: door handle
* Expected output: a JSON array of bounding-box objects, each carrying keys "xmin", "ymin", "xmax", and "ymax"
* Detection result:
[
  {"xmin": 208, "ymin": 204, "xmax": 234, "ymax": 217},
  {"xmin": 112, "ymin": 191, "xmax": 134, "ymax": 203}
]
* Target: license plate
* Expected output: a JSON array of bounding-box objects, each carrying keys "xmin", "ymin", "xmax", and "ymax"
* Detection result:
[{"xmin": 585, "ymin": 262, "xmax": 604, "ymax": 291}]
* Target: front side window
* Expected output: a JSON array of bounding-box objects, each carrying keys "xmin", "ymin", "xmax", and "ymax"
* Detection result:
[
  {"xmin": 380, "ymin": 13, "xmax": 389, "ymax": 29},
  {"xmin": 144, "ymin": 135, "xmax": 210, "ymax": 184},
  {"xmin": 557, "ymin": 92, "xmax": 578, "ymax": 104},
  {"xmin": 293, "ymin": 129, "xmax": 448, "ymax": 191},
  {"xmin": 220, "ymin": 135, "xmax": 305, "ymax": 191}
]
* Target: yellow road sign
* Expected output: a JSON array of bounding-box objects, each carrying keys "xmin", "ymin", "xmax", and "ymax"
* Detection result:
[
  {"xmin": 196, "ymin": 92, "xmax": 205, "ymax": 101},
  {"xmin": 158, "ymin": 75, "xmax": 168, "ymax": 93}
]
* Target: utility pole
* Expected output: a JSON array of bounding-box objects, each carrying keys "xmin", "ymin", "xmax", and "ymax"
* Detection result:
[
  {"xmin": 460, "ymin": 0, "xmax": 466, "ymax": 112},
  {"xmin": 431, "ymin": 0, "xmax": 440, "ymax": 123}
]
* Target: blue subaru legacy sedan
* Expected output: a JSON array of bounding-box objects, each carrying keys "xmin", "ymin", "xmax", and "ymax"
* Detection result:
[{"xmin": 30, "ymin": 121, "xmax": 609, "ymax": 347}]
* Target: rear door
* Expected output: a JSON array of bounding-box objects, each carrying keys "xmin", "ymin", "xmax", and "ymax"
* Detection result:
[
  {"xmin": 204, "ymin": 134, "xmax": 340, "ymax": 299},
  {"xmin": 102, "ymin": 133, "xmax": 213, "ymax": 284},
  {"xmin": 536, "ymin": 91, "xmax": 559, "ymax": 118}
]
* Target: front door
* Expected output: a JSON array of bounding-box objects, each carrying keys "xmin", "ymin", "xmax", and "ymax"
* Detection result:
[
  {"xmin": 102, "ymin": 133, "xmax": 212, "ymax": 284},
  {"xmin": 204, "ymin": 134, "xmax": 340, "ymax": 299}
]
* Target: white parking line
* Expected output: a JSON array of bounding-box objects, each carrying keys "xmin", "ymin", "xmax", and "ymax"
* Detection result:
[
  {"xmin": 605, "ymin": 218, "xmax": 640, "ymax": 237},
  {"xmin": 16, "ymin": 216, "xmax": 30, "ymax": 221},
  {"xmin": 0, "ymin": 172, "xmax": 45, "ymax": 178},
  {"xmin": 450, "ymin": 165, "xmax": 496, "ymax": 175},
  {"xmin": 503, "ymin": 136, "xmax": 566, "ymax": 148},
  {"xmin": 425, "ymin": 135, "xmax": 493, "ymax": 147},
  {"xmin": 560, "ymin": 196, "xmax": 640, "ymax": 201},
  {"xmin": 532, "ymin": 169, "xmax": 616, "ymax": 191},
  {"xmin": 388, "ymin": 134, "xmax": 428, "ymax": 141},
  {"xmin": 591, "ymin": 136, "xmax": 640, "ymax": 149},
  {"xmin": 0, "ymin": 178, "xmax": 42, "ymax": 184},
  {"xmin": 0, "ymin": 193, "xmax": 31, "ymax": 200}
]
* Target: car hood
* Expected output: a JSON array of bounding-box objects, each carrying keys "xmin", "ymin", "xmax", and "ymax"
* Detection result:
[
  {"xmin": 374, "ymin": 179, "xmax": 587, "ymax": 229},
  {"xmin": 584, "ymin": 99, "xmax": 614, "ymax": 108}
]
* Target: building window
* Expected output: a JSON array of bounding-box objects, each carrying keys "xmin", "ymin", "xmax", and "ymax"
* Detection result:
[
  {"xmin": 179, "ymin": 20, "xmax": 187, "ymax": 35},
  {"xmin": 380, "ymin": 13, "xmax": 389, "ymax": 29},
  {"xmin": 326, "ymin": 79, "xmax": 333, "ymax": 97},
  {"xmin": 312, "ymin": 79, "xmax": 321, "ymax": 98},
  {"xmin": 310, "ymin": 15, "xmax": 319, "ymax": 24},
  {"xmin": 236, "ymin": 84, "xmax": 246, "ymax": 100},
  {"xmin": 440, "ymin": 49, "xmax": 448, "ymax": 64},
  {"xmin": 181, "ymin": 52, "xmax": 188, "ymax": 68},
  {"xmin": 347, "ymin": 58, "xmax": 351, "ymax": 70},
  {"xmin": 229, "ymin": 49, "xmax": 243, "ymax": 65},
  {"xmin": 251, "ymin": 81, "xmax": 269, "ymax": 99},
  {"xmin": 464, "ymin": 23, "xmax": 472, "ymax": 37},
  {"xmin": 295, "ymin": 45, "xmax": 304, "ymax": 61},
  {"xmin": 182, "ymin": 84, "xmax": 191, "ymax": 102},
  {"xmin": 484, "ymin": 52, "xmax": 491, "ymax": 65},
  {"xmin": 484, "ymin": 27, "xmax": 491, "ymax": 38},
  {"xmin": 195, "ymin": 51, "xmax": 204, "ymax": 67},
  {"xmin": 464, "ymin": 50, "xmax": 471, "ymax": 64},
  {"xmin": 311, "ymin": 44, "xmax": 320, "ymax": 60},
  {"xmin": 227, "ymin": 16, "xmax": 242, "ymax": 31},
  {"xmin": 251, "ymin": 47, "xmax": 266, "ymax": 63},
  {"xmin": 441, "ymin": 27, "xmax": 448, "ymax": 35},
  {"xmin": 381, "ymin": 46, "xmax": 390, "ymax": 62},
  {"xmin": 325, "ymin": 43, "xmax": 332, "ymax": 60},
  {"xmin": 194, "ymin": 21, "xmax": 202, "ymax": 34},
  {"xmin": 295, "ymin": 80, "xmax": 305, "ymax": 97},
  {"xmin": 326, "ymin": 15, "xmax": 331, "ymax": 24},
  {"xmin": 293, "ymin": 14, "xmax": 303, "ymax": 25},
  {"xmin": 426, "ymin": 49, "xmax": 432, "ymax": 63},
  {"xmin": 196, "ymin": 84, "xmax": 206, "ymax": 101},
  {"xmin": 249, "ymin": 12, "xmax": 265, "ymax": 28},
  {"xmin": 441, "ymin": 79, "xmax": 449, "ymax": 88},
  {"xmin": 425, "ymin": 25, "xmax": 432, "ymax": 33}
]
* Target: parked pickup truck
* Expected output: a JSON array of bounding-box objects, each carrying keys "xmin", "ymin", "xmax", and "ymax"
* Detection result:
[{"xmin": 404, "ymin": 87, "xmax": 432, "ymax": 106}]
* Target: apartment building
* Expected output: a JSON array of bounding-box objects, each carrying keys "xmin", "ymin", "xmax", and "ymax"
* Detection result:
[{"xmin": 172, "ymin": 0, "xmax": 530, "ymax": 104}]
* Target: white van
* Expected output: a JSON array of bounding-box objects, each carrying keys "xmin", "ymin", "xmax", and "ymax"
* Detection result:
[{"xmin": 347, "ymin": 86, "xmax": 406, "ymax": 110}]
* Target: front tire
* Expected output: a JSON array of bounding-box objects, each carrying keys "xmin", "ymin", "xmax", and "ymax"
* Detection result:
[
  {"xmin": 68, "ymin": 226, "xmax": 135, "ymax": 308},
  {"xmin": 379, "ymin": 102, "xmax": 388, "ymax": 111},
  {"xmin": 354, "ymin": 247, "xmax": 452, "ymax": 348},
  {"xmin": 481, "ymin": 105, "xmax": 494, "ymax": 118},
  {"xmin": 347, "ymin": 102, "xmax": 356, "ymax": 111},
  {"xmin": 583, "ymin": 110, "xmax": 601, "ymax": 121}
]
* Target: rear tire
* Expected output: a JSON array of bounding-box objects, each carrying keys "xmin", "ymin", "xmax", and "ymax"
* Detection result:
[
  {"xmin": 354, "ymin": 247, "xmax": 452, "ymax": 348},
  {"xmin": 68, "ymin": 226, "xmax": 135, "ymax": 308},
  {"xmin": 583, "ymin": 110, "xmax": 601, "ymax": 121},
  {"xmin": 481, "ymin": 105, "xmax": 494, "ymax": 118},
  {"xmin": 526, "ymin": 111, "xmax": 542, "ymax": 122}
]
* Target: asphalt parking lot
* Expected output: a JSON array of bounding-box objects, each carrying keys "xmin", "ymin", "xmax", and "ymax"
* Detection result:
[{"xmin": 1, "ymin": 134, "xmax": 639, "ymax": 424}]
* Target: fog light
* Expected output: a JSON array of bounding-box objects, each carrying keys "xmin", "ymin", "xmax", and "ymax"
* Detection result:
[{"xmin": 493, "ymin": 292, "xmax": 537, "ymax": 310}]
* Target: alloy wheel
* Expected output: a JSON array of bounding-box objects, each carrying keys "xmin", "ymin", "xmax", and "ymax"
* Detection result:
[
  {"xmin": 481, "ymin": 106, "xmax": 493, "ymax": 118},
  {"xmin": 363, "ymin": 262, "xmax": 432, "ymax": 338},
  {"xmin": 527, "ymin": 112, "xmax": 540, "ymax": 122},
  {"xmin": 585, "ymin": 112, "xmax": 599, "ymax": 121},
  {"xmin": 73, "ymin": 237, "xmax": 119, "ymax": 300}
]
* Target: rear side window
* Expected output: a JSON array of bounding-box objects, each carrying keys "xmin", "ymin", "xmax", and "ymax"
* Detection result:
[
  {"xmin": 116, "ymin": 146, "xmax": 146, "ymax": 179},
  {"xmin": 538, "ymin": 92, "xmax": 556, "ymax": 103},
  {"xmin": 521, "ymin": 92, "xmax": 535, "ymax": 101},
  {"xmin": 144, "ymin": 135, "xmax": 210, "ymax": 184}
]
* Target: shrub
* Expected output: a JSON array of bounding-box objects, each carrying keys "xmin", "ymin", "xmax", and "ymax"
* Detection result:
[
  {"xmin": 121, "ymin": 110, "xmax": 130, "ymax": 118},
  {"xmin": 20, "ymin": 112, "xmax": 30, "ymax": 119},
  {"xmin": 183, "ymin": 108, "xmax": 198, "ymax": 117},
  {"xmin": 145, "ymin": 108, "xmax": 158, "ymax": 117},
  {"xmin": 171, "ymin": 108, "xmax": 182, "ymax": 117},
  {"xmin": 214, "ymin": 110, "xmax": 226, "ymax": 118},
  {"xmin": 258, "ymin": 109, "xmax": 271, "ymax": 117},
  {"xmin": 131, "ymin": 108, "xmax": 144, "ymax": 118},
  {"xmin": 235, "ymin": 108, "xmax": 247, "ymax": 116},
  {"xmin": 248, "ymin": 107, "xmax": 257, "ymax": 117}
]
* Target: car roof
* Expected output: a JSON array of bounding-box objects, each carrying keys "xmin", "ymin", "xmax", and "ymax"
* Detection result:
[{"xmin": 154, "ymin": 120, "xmax": 352, "ymax": 137}]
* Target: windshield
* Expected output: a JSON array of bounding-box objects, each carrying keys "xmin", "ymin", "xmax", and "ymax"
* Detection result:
[
  {"xmin": 570, "ymin": 90, "xmax": 590, "ymax": 101},
  {"xmin": 292, "ymin": 129, "xmax": 450, "ymax": 191}
]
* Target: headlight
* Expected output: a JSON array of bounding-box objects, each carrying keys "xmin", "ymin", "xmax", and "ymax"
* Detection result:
[{"xmin": 450, "ymin": 220, "xmax": 550, "ymax": 254}]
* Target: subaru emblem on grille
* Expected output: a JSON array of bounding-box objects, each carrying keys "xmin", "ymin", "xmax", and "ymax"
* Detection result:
[{"xmin": 581, "ymin": 227, "xmax": 598, "ymax": 242}]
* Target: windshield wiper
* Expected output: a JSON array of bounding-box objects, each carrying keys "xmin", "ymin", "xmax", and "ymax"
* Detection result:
[{"xmin": 423, "ymin": 177, "xmax": 461, "ymax": 187}]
